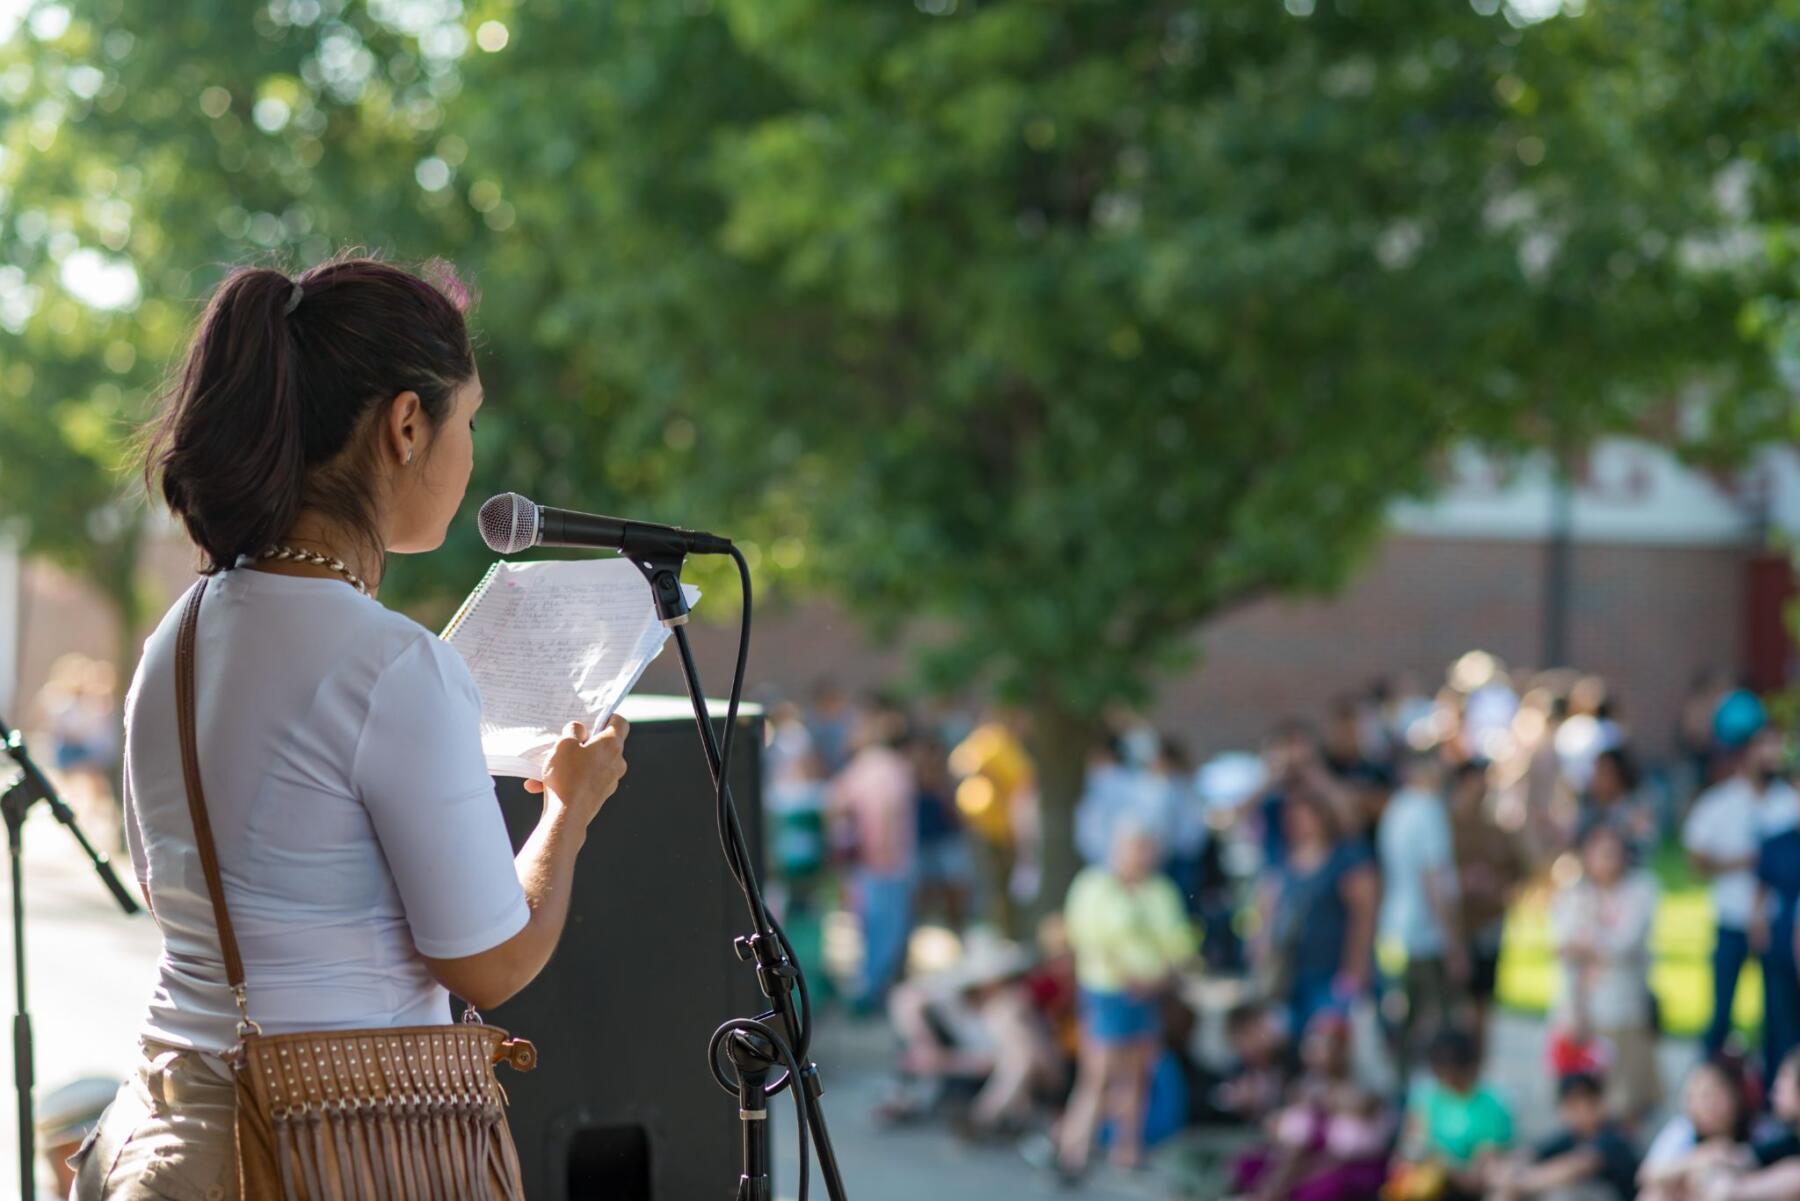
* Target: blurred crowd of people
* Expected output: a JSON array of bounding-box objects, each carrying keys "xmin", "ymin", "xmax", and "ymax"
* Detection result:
[
  {"xmin": 24, "ymin": 652, "xmax": 122, "ymax": 846},
  {"xmin": 17, "ymin": 641, "xmax": 1800, "ymax": 1199},
  {"xmin": 764, "ymin": 655, "xmax": 1800, "ymax": 1199}
]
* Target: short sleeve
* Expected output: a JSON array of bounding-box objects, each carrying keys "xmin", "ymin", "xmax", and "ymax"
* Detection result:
[
  {"xmin": 1534, "ymin": 1132, "xmax": 1576, "ymax": 1163},
  {"xmin": 1489, "ymin": 1093, "xmax": 1514, "ymax": 1148},
  {"xmin": 1377, "ymin": 807, "xmax": 1402, "ymax": 869},
  {"xmin": 1064, "ymin": 869, "xmax": 1106, "ymax": 949},
  {"xmin": 1754, "ymin": 1133, "xmax": 1800, "ymax": 1167},
  {"xmin": 1641, "ymin": 1116, "xmax": 1695, "ymax": 1169},
  {"xmin": 1351, "ymin": 840, "xmax": 1377, "ymax": 869},
  {"xmin": 1337, "ymin": 840, "xmax": 1377, "ymax": 881},
  {"xmin": 1149, "ymin": 877, "xmax": 1198, "ymax": 964},
  {"xmin": 1682, "ymin": 796, "xmax": 1718, "ymax": 856},
  {"xmin": 1759, "ymin": 829, "xmax": 1800, "ymax": 894},
  {"xmin": 1598, "ymin": 1132, "xmax": 1641, "ymax": 1191},
  {"xmin": 352, "ymin": 636, "xmax": 529, "ymax": 959},
  {"xmin": 1423, "ymin": 804, "xmax": 1454, "ymax": 869}
]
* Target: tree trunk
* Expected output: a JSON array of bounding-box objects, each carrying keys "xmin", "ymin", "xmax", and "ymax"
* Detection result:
[{"xmin": 1026, "ymin": 701, "xmax": 1100, "ymax": 928}]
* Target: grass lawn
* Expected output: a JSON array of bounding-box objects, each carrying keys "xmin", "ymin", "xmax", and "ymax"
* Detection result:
[{"xmin": 1494, "ymin": 848, "xmax": 1762, "ymax": 1039}]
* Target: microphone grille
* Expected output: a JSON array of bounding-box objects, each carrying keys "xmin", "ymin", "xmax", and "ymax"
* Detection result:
[{"xmin": 478, "ymin": 492, "xmax": 539, "ymax": 555}]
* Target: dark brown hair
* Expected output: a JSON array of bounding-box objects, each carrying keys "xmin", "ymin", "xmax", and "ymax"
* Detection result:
[
  {"xmin": 1283, "ymin": 781, "xmax": 1341, "ymax": 844},
  {"xmin": 145, "ymin": 255, "xmax": 475, "ymax": 573},
  {"xmin": 1689, "ymin": 1055, "xmax": 1754, "ymax": 1142}
]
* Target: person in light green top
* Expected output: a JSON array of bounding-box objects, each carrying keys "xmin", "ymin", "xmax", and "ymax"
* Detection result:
[
  {"xmin": 1056, "ymin": 822, "xmax": 1197, "ymax": 1177},
  {"xmin": 1395, "ymin": 1027, "xmax": 1515, "ymax": 1199}
]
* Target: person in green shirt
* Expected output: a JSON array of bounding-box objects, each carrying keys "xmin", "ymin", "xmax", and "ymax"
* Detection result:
[
  {"xmin": 1394, "ymin": 1027, "xmax": 1515, "ymax": 1200},
  {"xmin": 1054, "ymin": 822, "xmax": 1197, "ymax": 1177}
]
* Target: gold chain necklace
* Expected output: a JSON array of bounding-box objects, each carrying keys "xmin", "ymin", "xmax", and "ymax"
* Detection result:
[{"xmin": 255, "ymin": 544, "xmax": 371, "ymax": 596}]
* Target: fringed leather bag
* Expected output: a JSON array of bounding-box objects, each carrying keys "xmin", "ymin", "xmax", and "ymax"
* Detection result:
[{"xmin": 173, "ymin": 579, "xmax": 538, "ymax": 1200}]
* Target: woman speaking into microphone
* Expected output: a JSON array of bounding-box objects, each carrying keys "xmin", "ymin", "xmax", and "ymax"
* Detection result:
[{"xmin": 73, "ymin": 257, "xmax": 626, "ymax": 1201}]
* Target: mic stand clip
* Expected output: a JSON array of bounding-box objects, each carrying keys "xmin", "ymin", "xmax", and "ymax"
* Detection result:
[
  {"xmin": 734, "ymin": 931, "xmax": 799, "ymax": 999},
  {"xmin": 628, "ymin": 551, "xmax": 692, "ymax": 629}
]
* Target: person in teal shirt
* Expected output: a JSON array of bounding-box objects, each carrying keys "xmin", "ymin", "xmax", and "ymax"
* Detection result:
[{"xmin": 1397, "ymin": 1028, "xmax": 1514, "ymax": 1200}]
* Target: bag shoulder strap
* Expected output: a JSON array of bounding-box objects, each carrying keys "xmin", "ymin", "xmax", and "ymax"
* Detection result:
[{"xmin": 173, "ymin": 577, "xmax": 254, "ymax": 1027}]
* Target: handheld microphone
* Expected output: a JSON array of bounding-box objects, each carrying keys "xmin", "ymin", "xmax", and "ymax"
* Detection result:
[{"xmin": 477, "ymin": 492, "xmax": 733, "ymax": 559}]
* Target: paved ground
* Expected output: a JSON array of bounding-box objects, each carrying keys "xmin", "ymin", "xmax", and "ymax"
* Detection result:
[
  {"xmin": 768, "ymin": 1015, "xmax": 1166, "ymax": 1201},
  {"xmin": 764, "ymin": 1000, "xmax": 1701, "ymax": 1201},
  {"xmin": 0, "ymin": 805, "xmax": 161, "ymax": 1197},
  {"xmin": 1, "ymin": 809, "xmax": 1703, "ymax": 1199}
]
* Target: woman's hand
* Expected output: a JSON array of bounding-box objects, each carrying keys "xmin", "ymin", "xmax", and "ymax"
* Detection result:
[
  {"xmin": 525, "ymin": 716, "xmax": 629, "ymax": 827},
  {"xmin": 424, "ymin": 715, "xmax": 630, "ymax": 1010}
]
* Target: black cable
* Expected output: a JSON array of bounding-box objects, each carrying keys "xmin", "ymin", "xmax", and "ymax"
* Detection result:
[
  {"xmin": 698, "ymin": 548, "xmax": 767, "ymax": 932},
  {"xmin": 673, "ymin": 621, "xmax": 772, "ymax": 941},
  {"xmin": 698, "ymin": 546, "xmax": 835, "ymax": 1197}
]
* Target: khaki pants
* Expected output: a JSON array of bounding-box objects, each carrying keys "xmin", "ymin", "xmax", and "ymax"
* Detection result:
[
  {"xmin": 1599, "ymin": 1023, "xmax": 1663, "ymax": 1123},
  {"xmin": 72, "ymin": 1042, "xmax": 236, "ymax": 1201},
  {"xmin": 1388, "ymin": 955, "xmax": 1454, "ymax": 1086}
]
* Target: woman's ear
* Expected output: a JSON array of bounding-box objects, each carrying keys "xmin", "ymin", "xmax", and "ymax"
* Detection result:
[{"xmin": 386, "ymin": 390, "xmax": 423, "ymax": 466}]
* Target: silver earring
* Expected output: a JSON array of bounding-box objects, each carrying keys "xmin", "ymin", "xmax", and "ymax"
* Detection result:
[{"xmin": 405, "ymin": 450, "xmax": 413, "ymax": 465}]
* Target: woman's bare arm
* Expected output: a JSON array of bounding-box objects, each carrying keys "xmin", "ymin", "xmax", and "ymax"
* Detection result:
[{"xmin": 424, "ymin": 717, "xmax": 627, "ymax": 1009}]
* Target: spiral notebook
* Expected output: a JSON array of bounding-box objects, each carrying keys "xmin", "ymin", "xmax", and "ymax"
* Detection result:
[{"xmin": 441, "ymin": 558, "xmax": 700, "ymax": 778}]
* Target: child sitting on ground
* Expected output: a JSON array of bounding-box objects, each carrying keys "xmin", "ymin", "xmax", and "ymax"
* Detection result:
[
  {"xmin": 877, "ymin": 937, "xmax": 1056, "ymax": 1135},
  {"xmin": 1485, "ymin": 1072, "xmax": 1639, "ymax": 1201},
  {"xmin": 1696, "ymin": 1049, "xmax": 1800, "ymax": 1201},
  {"xmin": 1388, "ymin": 1028, "xmax": 1513, "ymax": 1201},
  {"xmin": 1231, "ymin": 1012, "xmax": 1393, "ymax": 1201},
  {"xmin": 1637, "ymin": 1056, "xmax": 1754, "ymax": 1201},
  {"xmin": 1166, "ymin": 999, "xmax": 1298, "ymax": 1200},
  {"xmin": 1217, "ymin": 1000, "xmax": 1302, "ymax": 1124}
]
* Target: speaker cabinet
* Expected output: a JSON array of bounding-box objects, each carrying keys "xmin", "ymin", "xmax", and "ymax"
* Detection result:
[{"xmin": 485, "ymin": 697, "xmax": 765, "ymax": 1201}]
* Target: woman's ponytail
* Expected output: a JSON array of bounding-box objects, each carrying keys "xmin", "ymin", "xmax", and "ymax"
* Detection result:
[
  {"xmin": 148, "ymin": 268, "xmax": 308, "ymax": 572},
  {"xmin": 144, "ymin": 256, "xmax": 474, "ymax": 574}
]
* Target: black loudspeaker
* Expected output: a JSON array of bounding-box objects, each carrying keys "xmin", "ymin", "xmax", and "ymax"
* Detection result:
[{"xmin": 485, "ymin": 696, "xmax": 765, "ymax": 1201}]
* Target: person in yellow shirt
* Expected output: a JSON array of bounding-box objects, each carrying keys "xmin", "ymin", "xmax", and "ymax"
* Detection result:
[
  {"xmin": 1054, "ymin": 823, "xmax": 1197, "ymax": 1176},
  {"xmin": 951, "ymin": 713, "xmax": 1034, "ymax": 935}
]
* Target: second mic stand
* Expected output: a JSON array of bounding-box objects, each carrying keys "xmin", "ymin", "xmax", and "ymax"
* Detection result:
[
  {"xmin": 629, "ymin": 550, "xmax": 849, "ymax": 1201},
  {"xmin": 0, "ymin": 716, "xmax": 141, "ymax": 1201}
]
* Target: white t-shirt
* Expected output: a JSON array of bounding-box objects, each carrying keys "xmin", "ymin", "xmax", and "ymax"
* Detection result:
[
  {"xmin": 1641, "ymin": 1115, "xmax": 1698, "ymax": 1172},
  {"xmin": 1075, "ymin": 764, "xmax": 1177, "ymax": 865},
  {"xmin": 123, "ymin": 570, "xmax": 530, "ymax": 1052},
  {"xmin": 1549, "ymin": 870, "xmax": 1659, "ymax": 1030},
  {"xmin": 1377, "ymin": 788, "xmax": 1456, "ymax": 956},
  {"xmin": 1683, "ymin": 776, "xmax": 1800, "ymax": 929}
]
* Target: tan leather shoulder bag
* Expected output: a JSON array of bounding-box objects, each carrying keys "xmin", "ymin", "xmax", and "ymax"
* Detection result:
[{"xmin": 173, "ymin": 577, "xmax": 537, "ymax": 1200}]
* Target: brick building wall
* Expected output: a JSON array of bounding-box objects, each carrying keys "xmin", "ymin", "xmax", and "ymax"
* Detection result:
[
  {"xmin": 11, "ymin": 535, "xmax": 199, "ymax": 727},
  {"xmin": 650, "ymin": 535, "xmax": 1747, "ymax": 760},
  {"xmin": 1163, "ymin": 537, "xmax": 1745, "ymax": 758}
]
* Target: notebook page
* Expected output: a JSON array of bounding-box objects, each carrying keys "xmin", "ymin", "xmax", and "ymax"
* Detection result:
[
  {"xmin": 440, "ymin": 560, "xmax": 504, "ymax": 643},
  {"xmin": 442, "ymin": 558, "xmax": 700, "ymax": 777}
]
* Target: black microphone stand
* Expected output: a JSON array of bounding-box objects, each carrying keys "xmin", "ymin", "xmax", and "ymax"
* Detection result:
[
  {"xmin": 626, "ymin": 548, "xmax": 849, "ymax": 1201},
  {"xmin": 0, "ymin": 715, "xmax": 141, "ymax": 1201}
]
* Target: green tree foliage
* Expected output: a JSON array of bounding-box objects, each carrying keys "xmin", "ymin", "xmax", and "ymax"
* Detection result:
[
  {"xmin": 0, "ymin": 0, "xmax": 1789, "ymax": 904},
  {"xmin": 455, "ymin": 0, "xmax": 1779, "ymax": 901},
  {"xmin": 0, "ymin": 0, "xmax": 473, "ymax": 649}
]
